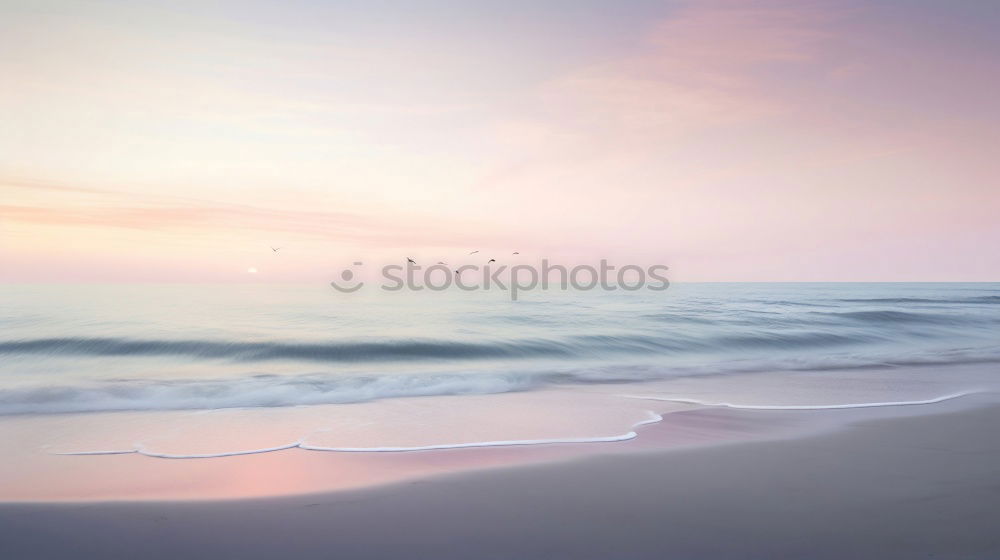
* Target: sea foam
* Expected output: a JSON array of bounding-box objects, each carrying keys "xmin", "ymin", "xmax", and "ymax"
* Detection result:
[
  {"xmin": 51, "ymin": 411, "xmax": 665, "ymax": 458},
  {"xmin": 621, "ymin": 391, "xmax": 980, "ymax": 410}
]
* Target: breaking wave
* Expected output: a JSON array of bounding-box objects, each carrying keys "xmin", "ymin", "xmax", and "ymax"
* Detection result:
[
  {"xmin": 3, "ymin": 346, "xmax": 1000, "ymax": 415},
  {"xmin": 4, "ymin": 284, "xmax": 1000, "ymax": 416}
]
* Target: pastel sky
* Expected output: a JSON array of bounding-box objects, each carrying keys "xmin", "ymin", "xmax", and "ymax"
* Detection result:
[{"xmin": 2, "ymin": 0, "xmax": 999, "ymax": 282}]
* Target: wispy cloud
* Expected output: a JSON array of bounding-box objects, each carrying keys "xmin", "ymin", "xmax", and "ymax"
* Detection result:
[
  {"xmin": 2, "ymin": 0, "xmax": 998, "ymax": 281},
  {"xmin": 536, "ymin": 1, "xmax": 832, "ymax": 138},
  {"xmin": 0, "ymin": 180, "xmax": 511, "ymax": 249}
]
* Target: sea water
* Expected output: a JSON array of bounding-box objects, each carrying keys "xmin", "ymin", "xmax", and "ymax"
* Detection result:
[{"xmin": 1, "ymin": 282, "xmax": 999, "ymax": 461}]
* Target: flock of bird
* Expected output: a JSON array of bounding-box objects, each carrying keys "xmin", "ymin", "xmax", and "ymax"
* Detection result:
[
  {"xmin": 271, "ymin": 246, "xmax": 519, "ymax": 276},
  {"xmin": 405, "ymin": 251, "xmax": 519, "ymax": 275}
]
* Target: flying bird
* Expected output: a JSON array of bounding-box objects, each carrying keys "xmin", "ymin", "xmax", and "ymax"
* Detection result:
[
  {"xmin": 270, "ymin": 247, "xmax": 281, "ymax": 253},
  {"xmin": 469, "ymin": 250, "xmax": 479, "ymax": 255},
  {"xmin": 407, "ymin": 257, "xmax": 416, "ymax": 264},
  {"xmin": 487, "ymin": 258, "xmax": 496, "ymax": 264},
  {"xmin": 437, "ymin": 261, "xmax": 447, "ymax": 265},
  {"xmin": 512, "ymin": 252, "xmax": 519, "ymax": 255}
]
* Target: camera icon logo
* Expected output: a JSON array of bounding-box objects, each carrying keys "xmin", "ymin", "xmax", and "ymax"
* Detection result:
[{"xmin": 330, "ymin": 262, "xmax": 365, "ymax": 293}]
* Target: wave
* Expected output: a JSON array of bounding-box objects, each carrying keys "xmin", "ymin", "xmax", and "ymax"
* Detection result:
[
  {"xmin": 0, "ymin": 372, "xmax": 547, "ymax": 415},
  {"xmin": 621, "ymin": 391, "xmax": 980, "ymax": 410},
  {"xmin": 837, "ymin": 296, "xmax": 1000, "ymax": 305},
  {"xmin": 808, "ymin": 310, "xmax": 962, "ymax": 325},
  {"xmin": 0, "ymin": 337, "xmax": 580, "ymax": 362},
  {"xmin": 746, "ymin": 300, "xmax": 828, "ymax": 307},
  {"xmin": 0, "ymin": 329, "xmax": 885, "ymax": 364},
  {"xmin": 5, "ymin": 345, "xmax": 1000, "ymax": 415},
  {"xmin": 0, "ymin": 335, "xmax": 708, "ymax": 362},
  {"xmin": 713, "ymin": 331, "xmax": 872, "ymax": 349},
  {"xmin": 641, "ymin": 313, "xmax": 717, "ymax": 324}
]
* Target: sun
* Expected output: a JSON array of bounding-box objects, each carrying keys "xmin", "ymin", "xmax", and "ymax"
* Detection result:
[{"xmin": 247, "ymin": 267, "xmax": 258, "ymax": 274}]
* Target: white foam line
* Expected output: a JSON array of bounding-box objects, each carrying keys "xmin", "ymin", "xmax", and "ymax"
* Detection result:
[
  {"xmin": 300, "ymin": 433, "xmax": 638, "ymax": 452},
  {"xmin": 51, "ymin": 449, "xmax": 137, "ymax": 456},
  {"xmin": 51, "ymin": 411, "xmax": 666, "ymax": 458},
  {"xmin": 620, "ymin": 391, "xmax": 979, "ymax": 410},
  {"xmin": 51, "ymin": 442, "xmax": 302, "ymax": 459},
  {"xmin": 633, "ymin": 411, "xmax": 665, "ymax": 427},
  {"xmin": 134, "ymin": 442, "xmax": 302, "ymax": 459},
  {"xmin": 302, "ymin": 412, "xmax": 665, "ymax": 452}
]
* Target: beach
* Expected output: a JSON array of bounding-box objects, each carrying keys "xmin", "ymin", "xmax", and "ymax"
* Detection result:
[
  {"xmin": 2, "ymin": 284, "xmax": 1000, "ymax": 557},
  {"xmin": 3, "ymin": 399, "xmax": 999, "ymax": 559},
  {"xmin": 5, "ymin": 0, "xmax": 1000, "ymax": 556}
]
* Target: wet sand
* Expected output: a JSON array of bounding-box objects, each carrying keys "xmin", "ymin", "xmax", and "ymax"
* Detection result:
[{"xmin": 2, "ymin": 403, "xmax": 999, "ymax": 559}]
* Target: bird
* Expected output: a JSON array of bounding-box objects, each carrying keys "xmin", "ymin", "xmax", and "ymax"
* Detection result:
[
  {"xmin": 270, "ymin": 246, "xmax": 281, "ymax": 253},
  {"xmin": 469, "ymin": 250, "xmax": 479, "ymax": 255},
  {"xmin": 512, "ymin": 252, "xmax": 519, "ymax": 255},
  {"xmin": 454, "ymin": 270, "xmax": 461, "ymax": 275},
  {"xmin": 437, "ymin": 261, "xmax": 447, "ymax": 265},
  {"xmin": 407, "ymin": 257, "xmax": 416, "ymax": 264},
  {"xmin": 487, "ymin": 258, "xmax": 496, "ymax": 264}
]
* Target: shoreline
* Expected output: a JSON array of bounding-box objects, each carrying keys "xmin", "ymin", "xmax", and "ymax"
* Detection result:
[
  {"xmin": 3, "ymin": 401, "xmax": 999, "ymax": 558},
  {"xmin": 0, "ymin": 385, "xmax": 994, "ymax": 503}
]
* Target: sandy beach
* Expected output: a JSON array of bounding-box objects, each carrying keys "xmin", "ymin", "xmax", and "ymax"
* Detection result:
[{"xmin": 3, "ymin": 401, "xmax": 998, "ymax": 559}]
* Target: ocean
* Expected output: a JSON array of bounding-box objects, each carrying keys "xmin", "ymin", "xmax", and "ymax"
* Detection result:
[{"xmin": 1, "ymin": 282, "xmax": 999, "ymax": 463}]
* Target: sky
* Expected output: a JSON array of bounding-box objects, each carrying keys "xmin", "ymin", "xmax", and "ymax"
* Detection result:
[{"xmin": 2, "ymin": 0, "xmax": 999, "ymax": 282}]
